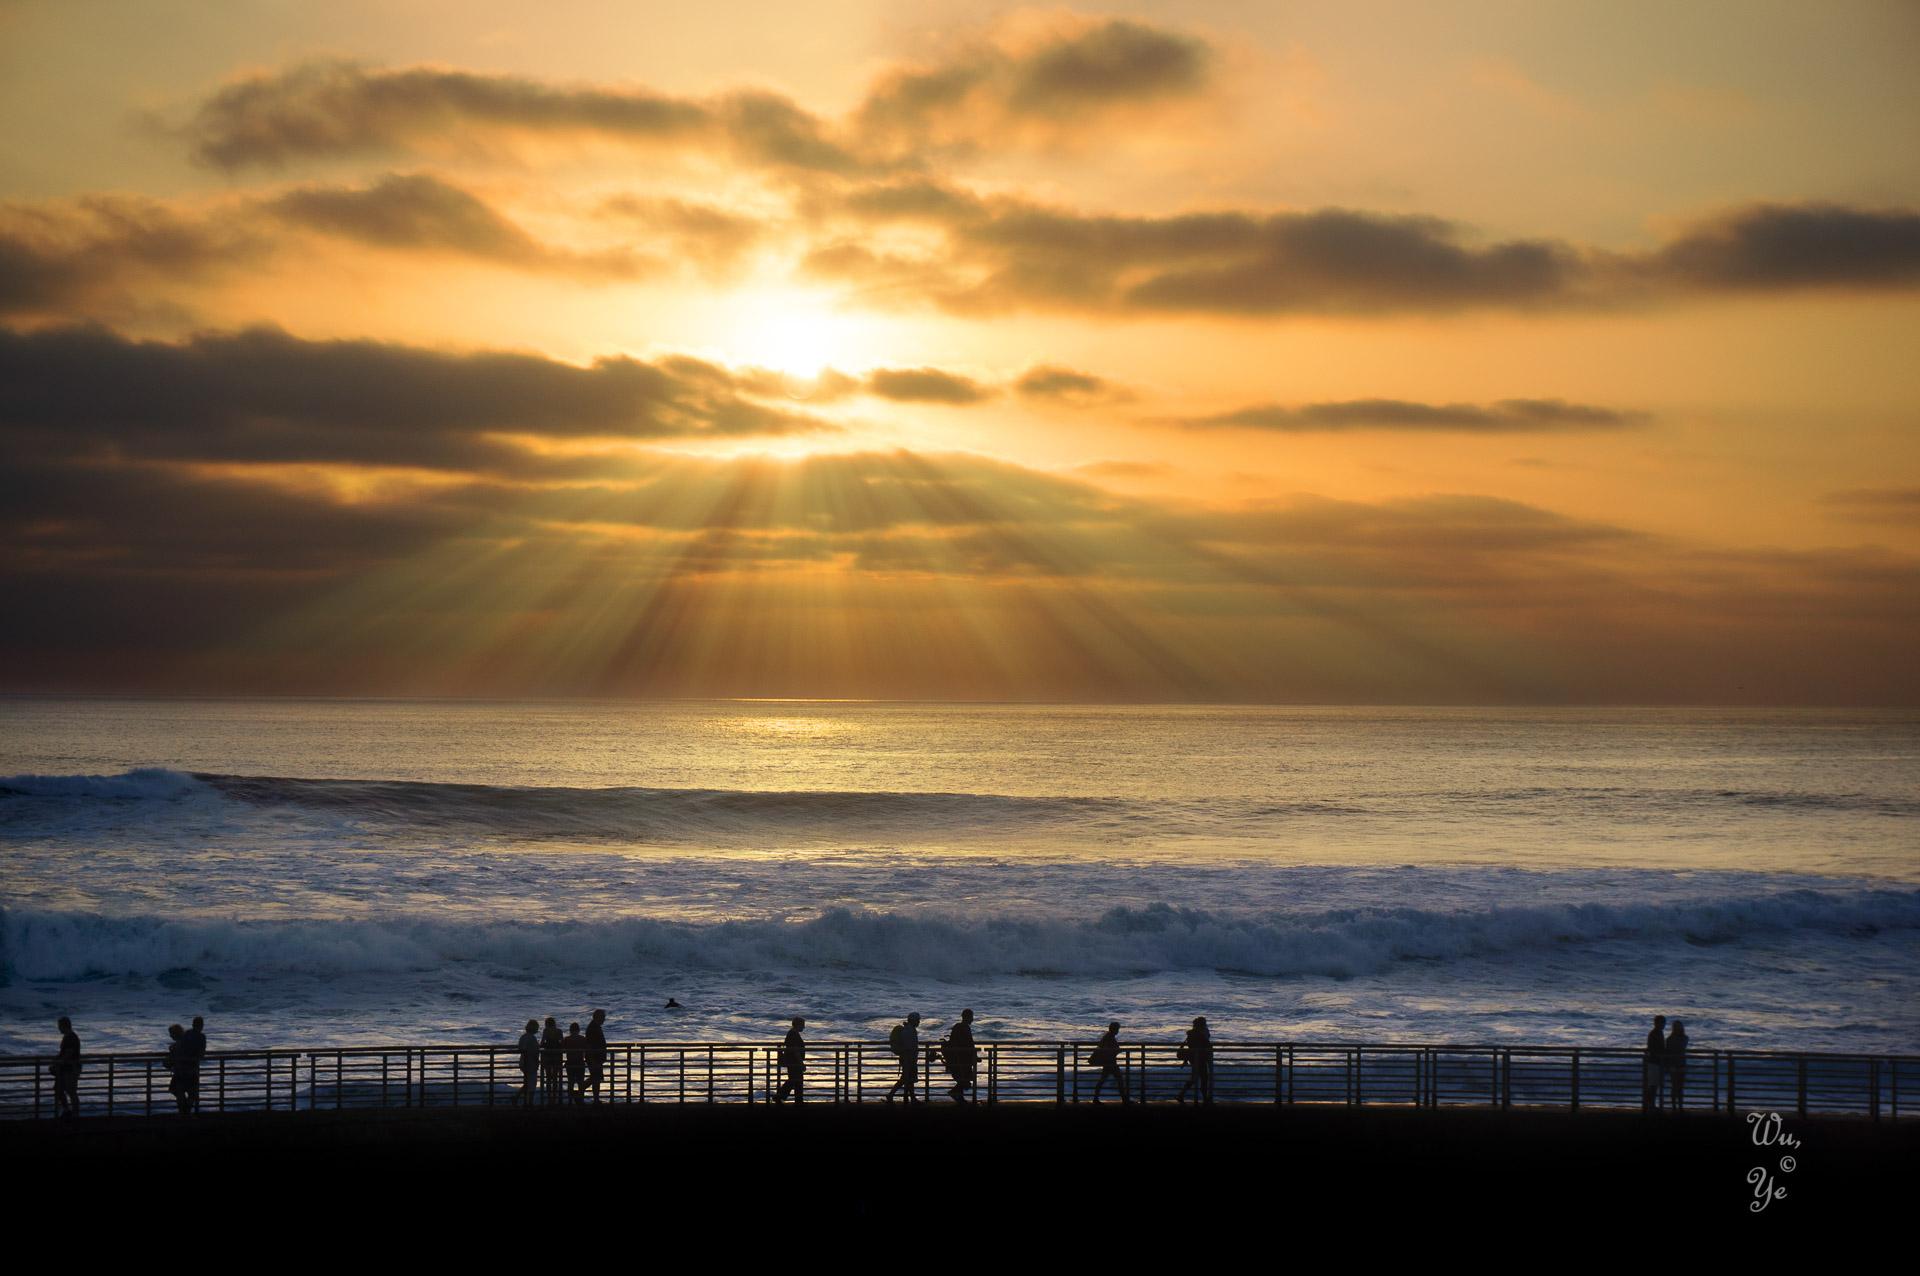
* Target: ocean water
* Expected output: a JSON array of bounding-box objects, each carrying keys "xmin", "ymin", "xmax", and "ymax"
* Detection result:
[{"xmin": 1, "ymin": 699, "xmax": 1916, "ymax": 1057}]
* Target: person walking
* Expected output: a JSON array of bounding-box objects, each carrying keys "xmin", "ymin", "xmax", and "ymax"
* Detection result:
[
  {"xmin": 52, "ymin": 1017, "xmax": 81, "ymax": 1119},
  {"xmin": 775, "ymin": 1017, "xmax": 806, "ymax": 1103},
  {"xmin": 1177, "ymin": 1017, "xmax": 1213, "ymax": 1105},
  {"xmin": 942, "ymin": 1008, "xmax": 979, "ymax": 1104},
  {"xmin": 886, "ymin": 1012, "xmax": 922, "ymax": 1104},
  {"xmin": 1089, "ymin": 1021, "xmax": 1129, "ymax": 1104}
]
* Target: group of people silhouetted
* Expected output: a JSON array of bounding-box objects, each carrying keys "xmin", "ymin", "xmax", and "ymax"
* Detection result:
[
  {"xmin": 47, "ymin": 1014, "xmax": 207, "ymax": 1119},
  {"xmin": 1642, "ymin": 1015, "xmax": 1690, "ymax": 1113},
  {"xmin": 516, "ymin": 1009, "xmax": 609, "ymax": 1105}
]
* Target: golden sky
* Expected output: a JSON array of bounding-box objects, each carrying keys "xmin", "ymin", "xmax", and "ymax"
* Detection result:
[{"xmin": 2, "ymin": 0, "xmax": 1917, "ymax": 702}]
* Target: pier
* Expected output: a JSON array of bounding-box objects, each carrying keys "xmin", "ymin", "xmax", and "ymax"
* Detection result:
[{"xmin": 5, "ymin": 1038, "xmax": 1911, "ymax": 1121}]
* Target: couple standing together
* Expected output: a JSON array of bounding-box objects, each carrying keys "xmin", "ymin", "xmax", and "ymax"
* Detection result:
[{"xmin": 1642, "ymin": 1014, "xmax": 1690, "ymax": 1112}]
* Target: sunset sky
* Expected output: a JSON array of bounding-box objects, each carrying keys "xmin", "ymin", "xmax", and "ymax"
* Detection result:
[{"xmin": 3, "ymin": 0, "xmax": 1917, "ymax": 702}]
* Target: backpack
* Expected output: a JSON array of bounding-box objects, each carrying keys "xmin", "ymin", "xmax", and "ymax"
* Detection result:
[{"xmin": 889, "ymin": 1023, "xmax": 908, "ymax": 1056}]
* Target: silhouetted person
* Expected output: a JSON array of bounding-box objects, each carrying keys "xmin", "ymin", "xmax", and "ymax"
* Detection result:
[
  {"xmin": 886, "ymin": 1012, "xmax": 922, "ymax": 1103},
  {"xmin": 1090, "ymin": 1021, "xmax": 1129, "ymax": 1104},
  {"xmin": 1666, "ymin": 1020, "xmax": 1690, "ymax": 1112},
  {"xmin": 1642, "ymin": 1015, "xmax": 1667, "ymax": 1113},
  {"xmin": 1177, "ymin": 1017, "xmax": 1213, "ymax": 1104},
  {"xmin": 664, "ymin": 998, "xmax": 682, "ymax": 1009},
  {"xmin": 775, "ymin": 1017, "xmax": 806, "ymax": 1103},
  {"xmin": 585, "ymin": 1009, "xmax": 608, "ymax": 1103},
  {"xmin": 942, "ymin": 1008, "xmax": 979, "ymax": 1104},
  {"xmin": 563, "ymin": 1022, "xmax": 588, "ymax": 1102},
  {"xmin": 516, "ymin": 1019, "xmax": 540, "ymax": 1106},
  {"xmin": 181, "ymin": 1015, "xmax": 207, "ymax": 1113},
  {"xmin": 53, "ymin": 1017, "xmax": 81, "ymax": 1119},
  {"xmin": 164, "ymin": 1024, "xmax": 192, "ymax": 1115},
  {"xmin": 540, "ymin": 1016, "xmax": 564, "ymax": 1104}
]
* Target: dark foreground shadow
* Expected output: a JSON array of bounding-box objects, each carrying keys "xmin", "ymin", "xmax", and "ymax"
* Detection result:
[{"xmin": 9, "ymin": 1103, "xmax": 1910, "ymax": 1244}]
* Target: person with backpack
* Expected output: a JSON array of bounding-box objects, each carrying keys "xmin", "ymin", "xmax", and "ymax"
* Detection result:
[
  {"xmin": 775, "ymin": 1016, "xmax": 806, "ymax": 1103},
  {"xmin": 942, "ymin": 1008, "xmax": 979, "ymax": 1104},
  {"xmin": 1089, "ymin": 1021, "xmax": 1129, "ymax": 1104},
  {"xmin": 515, "ymin": 1019, "xmax": 541, "ymax": 1106},
  {"xmin": 886, "ymin": 1012, "xmax": 922, "ymax": 1103}
]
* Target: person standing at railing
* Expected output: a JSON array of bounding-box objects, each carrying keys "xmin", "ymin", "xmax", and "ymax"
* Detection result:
[
  {"xmin": 164, "ymin": 1024, "xmax": 193, "ymax": 1115},
  {"xmin": 53, "ymin": 1017, "xmax": 81, "ymax": 1119},
  {"xmin": 886, "ymin": 1012, "xmax": 922, "ymax": 1103},
  {"xmin": 584, "ymin": 1009, "xmax": 609, "ymax": 1103},
  {"xmin": 775, "ymin": 1017, "xmax": 806, "ymax": 1103},
  {"xmin": 562, "ymin": 1022, "xmax": 589, "ymax": 1103},
  {"xmin": 181, "ymin": 1016, "xmax": 207, "ymax": 1114},
  {"xmin": 1089, "ymin": 1021, "xmax": 1129, "ymax": 1104},
  {"xmin": 1641, "ymin": 1015, "xmax": 1667, "ymax": 1114},
  {"xmin": 1665, "ymin": 1020, "xmax": 1689, "ymax": 1112},
  {"xmin": 540, "ymin": 1016, "xmax": 564, "ymax": 1104},
  {"xmin": 517, "ymin": 1019, "xmax": 541, "ymax": 1106},
  {"xmin": 941, "ymin": 1008, "xmax": 979, "ymax": 1104},
  {"xmin": 1176, "ymin": 1017, "xmax": 1213, "ymax": 1104}
]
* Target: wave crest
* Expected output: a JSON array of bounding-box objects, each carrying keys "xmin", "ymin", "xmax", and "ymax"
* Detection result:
[{"xmin": 6, "ymin": 889, "xmax": 1915, "ymax": 983}]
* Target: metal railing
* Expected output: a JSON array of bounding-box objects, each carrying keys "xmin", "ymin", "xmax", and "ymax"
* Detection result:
[{"xmin": 2, "ymin": 1041, "xmax": 1910, "ymax": 1123}]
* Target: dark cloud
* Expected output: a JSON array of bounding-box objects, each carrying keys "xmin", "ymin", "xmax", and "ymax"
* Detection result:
[
  {"xmin": 268, "ymin": 172, "xmax": 645, "ymax": 277},
  {"xmin": 0, "ymin": 195, "xmax": 267, "ymax": 317},
  {"xmin": 814, "ymin": 185, "xmax": 1920, "ymax": 316},
  {"xmin": 180, "ymin": 21, "xmax": 1216, "ymax": 176},
  {"xmin": 1652, "ymin": 203, "xmax": 1920, "ymax": 290},
  {"xmin": 1180, "ymin": 397, "xmax": 1647, "ymax": 432},
  {"xmin": 1015, "ymin": 364, "xmax": 1129, "ymax": 404},
  {"xmin": 865, "ymin": 366, "xmax": 995, "ymax": 404},
  {"xmin": 856, "ymin": 19, "xmax": 1212, "ymax": 154},
  {"xmin": 0, "ymin": 325, "xmax": 832, "ymax": 474},
  {"xmin": 181, "ymin": 59, "xmax": 866, "ymax": 173}
]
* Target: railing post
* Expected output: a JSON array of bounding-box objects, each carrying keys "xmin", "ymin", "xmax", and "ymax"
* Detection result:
[
  {"xmin": 1727, "ymin": 1055, "xmax": 1737, "ymax": 1120},
  {"xmin": 1056, "ymin": 1046, "xmax": 1065, "ymax": 1105},
  {"xmin": 218, "ymin": 1057, "xmax": 226, "ymax": 1112},
  {"xmin": 1797, "ymin": 1057, "xmax": 1807, "ymax": 1118},
  {"xmin": 106, "ymin": 1057, "xmax": 114, "ymax": 1117},
  {"xmin": 1274, "ymin": 1045, "xmax": 1282, "ymax": 1105},
  {"xmin": 1570, "ymin": 1049, "xmax": 1580, "ymax": 1113},
  {"xmin": 1500, "ymin": 1049, "xmax": 1510, "ymax": 1111},
  {"xmin": 146, "ymin": 1060, "xmax": 154, "ymax": 1116}
]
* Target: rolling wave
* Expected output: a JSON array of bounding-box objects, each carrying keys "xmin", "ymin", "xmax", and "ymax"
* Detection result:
[{"xmin": 5, "ymin": 888, "xmax": 1915, "ymax": 983}]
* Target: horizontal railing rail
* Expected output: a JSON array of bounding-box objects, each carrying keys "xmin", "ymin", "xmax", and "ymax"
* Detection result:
[{"xmin": 2, "ymin": 1040, "xmax": 1910, "ymax": 1123}]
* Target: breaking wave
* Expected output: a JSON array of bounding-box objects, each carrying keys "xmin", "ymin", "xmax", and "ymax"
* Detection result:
[{"xmin": 6, "ymin": 888, "xmax": 1916, "ymax": 983}]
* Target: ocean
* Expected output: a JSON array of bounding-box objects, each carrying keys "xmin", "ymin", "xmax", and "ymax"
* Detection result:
[{"xmin": 1, "ymin": 699, "xmax": 1916, "ymax": 1056}]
